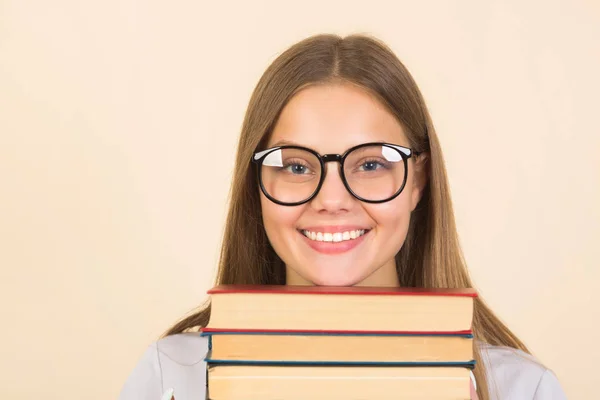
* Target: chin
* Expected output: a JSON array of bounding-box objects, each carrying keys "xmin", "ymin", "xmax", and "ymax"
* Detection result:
[{"xmin": 306, "ymin": 268, "xmax": 366, "ymax": 287}]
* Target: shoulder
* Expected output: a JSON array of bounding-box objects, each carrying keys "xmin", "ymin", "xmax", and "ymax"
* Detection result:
[
  {"xmin": 154, "ymin": 332, "xmax": 209, "ymax": 365},
  {"xmin": 479, "ymin": 342, "xmax": 567, "ymax": 399},
  {"xmin": 118, "ymin": 332, "xmax": 209, "ymax": 400}
]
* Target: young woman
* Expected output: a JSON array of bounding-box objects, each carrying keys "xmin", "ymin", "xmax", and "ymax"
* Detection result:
[{"xmin": 119, "ymin": 34, "xmax": 567, "ymax": 400}]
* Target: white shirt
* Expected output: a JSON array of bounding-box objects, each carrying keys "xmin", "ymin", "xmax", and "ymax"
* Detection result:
[{"xmin": 118, "ymin": 333, "xmax": 567, "ymax": 400}]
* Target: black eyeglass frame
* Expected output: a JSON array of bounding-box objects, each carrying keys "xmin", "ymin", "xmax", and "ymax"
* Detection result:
[{"xmin": 251, "ymin": 142, "xmax": 421, "ymax": 206}]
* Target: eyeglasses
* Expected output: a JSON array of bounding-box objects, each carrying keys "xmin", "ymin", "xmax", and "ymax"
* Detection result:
[{"xmin": 252, "ymin": 142, "xmax": 420, "ymax": 206}]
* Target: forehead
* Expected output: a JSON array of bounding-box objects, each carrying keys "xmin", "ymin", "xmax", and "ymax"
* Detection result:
[{"xmin": 268, "ymin": 83, "xmax": 408, "ymax": 152}]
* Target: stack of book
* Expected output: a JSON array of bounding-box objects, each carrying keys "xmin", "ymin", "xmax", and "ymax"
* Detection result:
[{"xmin": 202, "ymin": 285, "xmax": 477, "ymax": 399}]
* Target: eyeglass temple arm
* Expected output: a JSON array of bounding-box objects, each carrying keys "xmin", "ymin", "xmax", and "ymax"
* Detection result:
[
  {"xmin": 388, "ymin": 144, "xmax": 419, "ymax": 158},
  {"xmin": 252, "ymin": 148, "xmax": 274, "ymax": 161}
]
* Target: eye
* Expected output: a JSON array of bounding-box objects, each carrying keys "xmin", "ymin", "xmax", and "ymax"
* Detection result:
[
  {"xmin": 283, "ymin": 162, "xmax": 312, "ymax": 175},
  {"xmin": 357, "ymin": 159, "xmax": 387, "ymax": 172}
]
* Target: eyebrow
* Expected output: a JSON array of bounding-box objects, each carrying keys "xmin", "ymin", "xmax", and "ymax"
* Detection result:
[
  {"xmin": 269, "ymin": 139, "xmax": 389, "ymax": 149},
  {"xmin": 269, "ymin": 139, "xmax": 302, "ymax": 147}
]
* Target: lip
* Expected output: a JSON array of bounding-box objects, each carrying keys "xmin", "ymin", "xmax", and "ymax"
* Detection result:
[
  {"xmin": 298, "ymin": 227, "xmax": 370, "ymax": 255},
  {"xmin": 298, "ymin": 225, "xmax": 371, "ymax": 233}
]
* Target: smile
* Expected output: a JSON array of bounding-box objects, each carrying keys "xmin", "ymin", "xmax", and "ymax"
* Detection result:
[{"xmin": 301, "ymin": 229, "xmax": 368, "ymax": 243}]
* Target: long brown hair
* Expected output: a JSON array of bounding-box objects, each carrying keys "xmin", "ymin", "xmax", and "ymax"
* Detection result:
[{"xmin": 164, "ymin": 34, "xmax": 529, "ymax": 399}]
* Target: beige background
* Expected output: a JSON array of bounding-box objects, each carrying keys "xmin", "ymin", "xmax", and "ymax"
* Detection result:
[{"xmin": 1, "ymin": 0, "xmax": 598, "ymax": 398}]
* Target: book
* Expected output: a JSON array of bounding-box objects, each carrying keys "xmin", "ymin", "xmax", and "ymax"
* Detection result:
[
  {"xmin": 202, "ymin": 330, "xmax": 474, "ymax": 365},
  {"xmin": 206, "ymin": 364, "xmax": 471, "ymax": 400},
  {"xmin": 205, "ymin": 285, "xmax": 477, "ymax": 333}
]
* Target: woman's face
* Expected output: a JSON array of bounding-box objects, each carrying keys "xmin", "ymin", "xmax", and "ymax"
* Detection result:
[{"xmin": 260, "ymin": 83, "xmax": 427, "ymax": 287}]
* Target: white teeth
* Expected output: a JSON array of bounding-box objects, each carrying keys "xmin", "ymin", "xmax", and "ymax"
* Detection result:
[{"xmin": 302, "ymin": 229, "xmax": 367, "ymax": 242}]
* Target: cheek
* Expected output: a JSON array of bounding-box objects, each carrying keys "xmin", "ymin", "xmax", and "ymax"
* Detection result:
[
  {"xmin": 364, "ymin": 189, "xmax": 414, "ymax": 242},
  {"xmin": 260, "ymin": 195, "xmax": 304, "ymax": 244}
]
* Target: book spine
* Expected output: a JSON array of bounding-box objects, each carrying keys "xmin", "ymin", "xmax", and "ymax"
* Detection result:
[
  {"xmin": 201, "ymin": 328, "xmax": 473, "ymax": 336},
  {"xmin": 203, "ymin": 358, "xmax": 477, "ymax": 369}
]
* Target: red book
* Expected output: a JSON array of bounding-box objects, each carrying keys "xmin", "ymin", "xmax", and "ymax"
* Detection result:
[{"xmin": 205, "ymin": 285, "xmax": 476, "ymax": 334}]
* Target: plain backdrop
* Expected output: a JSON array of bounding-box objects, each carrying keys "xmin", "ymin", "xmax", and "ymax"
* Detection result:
[{"xmin": 1, "ymin": 1, "xmax": 598, "ymax": 399}]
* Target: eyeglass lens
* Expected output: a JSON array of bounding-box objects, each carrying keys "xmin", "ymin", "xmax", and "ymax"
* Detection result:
[{"xmin": 260, "ymin": 144, "xmax": 406, "ymax": 204}]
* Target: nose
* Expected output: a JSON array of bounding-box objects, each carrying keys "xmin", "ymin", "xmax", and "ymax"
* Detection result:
[{"xmin": 309, "ymin": 162, "xmax": 355, "ymax": 213}]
